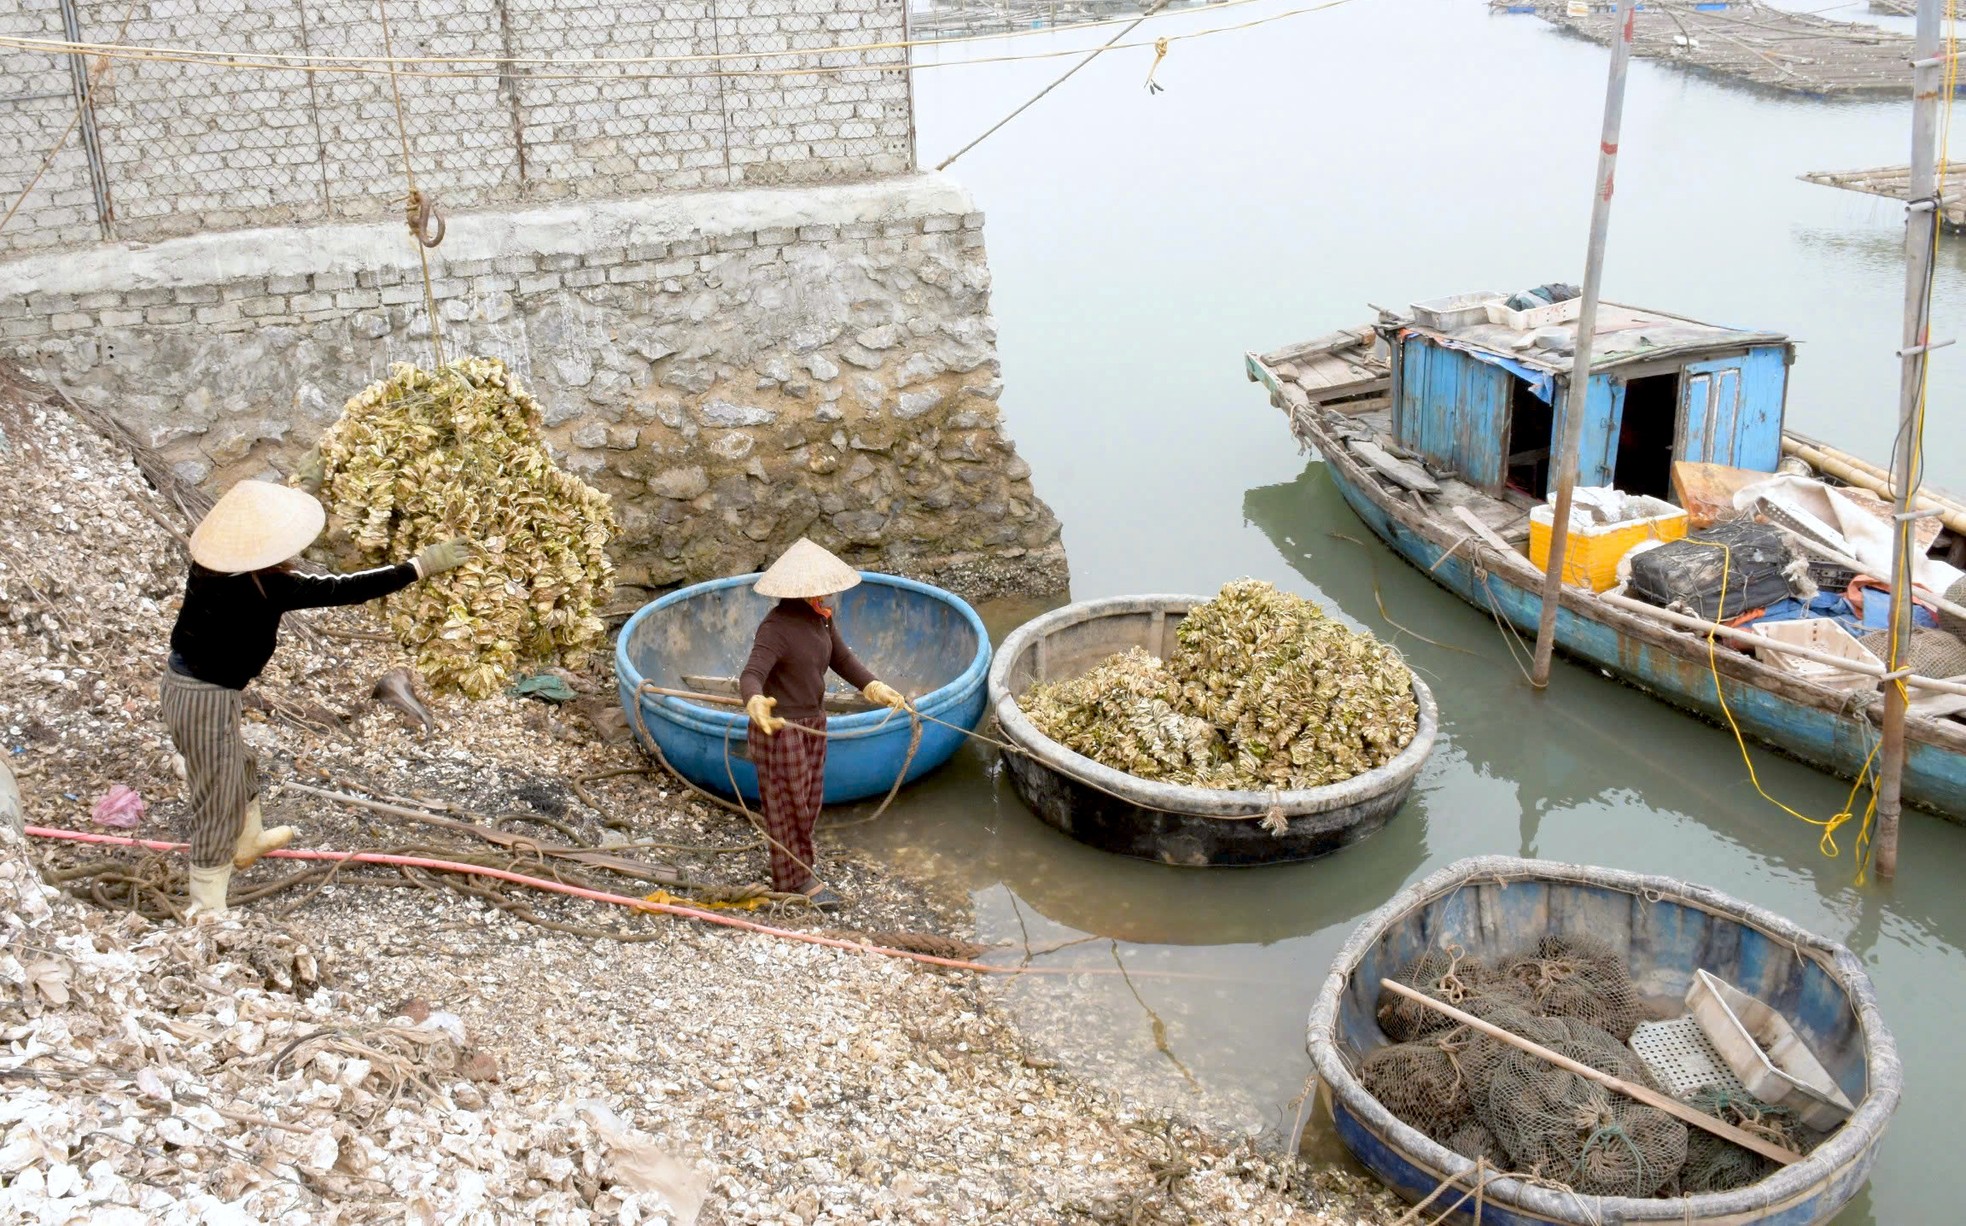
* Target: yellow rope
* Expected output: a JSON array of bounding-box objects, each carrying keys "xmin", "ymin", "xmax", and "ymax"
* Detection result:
[{"xmin": 1684, "ymin": 540, "xmax": 1880, "ymax": 874}]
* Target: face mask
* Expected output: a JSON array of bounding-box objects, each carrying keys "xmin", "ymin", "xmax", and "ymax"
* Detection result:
[{"xmin": 806, "ymin": 596, "xmax": 833, "ymax": 619}]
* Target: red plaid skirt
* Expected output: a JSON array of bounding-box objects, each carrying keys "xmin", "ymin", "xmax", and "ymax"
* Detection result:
[{"xmin": 748, "ymin": 716, "xmax": 827, "ymax": 892}]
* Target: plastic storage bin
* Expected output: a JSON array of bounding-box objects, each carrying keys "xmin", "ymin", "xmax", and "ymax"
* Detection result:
[
  {"xmin": 1529, "ymin": 496, "xmax": 1688, "ymax": 592},
  {"xmin": 1686, "ymin": 969, "xmax": 1856, "ymax": 1131},
  {"xmin": 1748, "ymin": 618, "xmax": 1881, "ymax": 692},
  {"xmin": 1486, "ymin": 295, "xmax": 1583, "ymax": 331},
  {"xmin": 1408, "ymin": 292, "xmax": 1503, "ymax": 332}
]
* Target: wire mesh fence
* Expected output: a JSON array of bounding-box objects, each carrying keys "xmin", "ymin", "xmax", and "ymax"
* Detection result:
[{"xmin": 0, "ymin": 0, "xmax": 914, "ymax": 255}]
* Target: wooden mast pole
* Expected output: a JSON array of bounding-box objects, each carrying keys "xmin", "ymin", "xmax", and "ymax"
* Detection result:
[
  {"xmin": 1531, "ymin": 0, "xmax": 1639, "ymax": 687},
  {"xmin": 1875, "ymin": 0, "xmax": 1947, "ymax": 880}
]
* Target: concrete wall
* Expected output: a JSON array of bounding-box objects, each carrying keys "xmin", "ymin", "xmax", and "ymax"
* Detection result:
[
  {"xmin": 0, "ymin": 175, "xmax": 1066, "ymax": 600},
  {"xmin": 0, "ymin": 0, "xmax": 912, "ymax": 255}
]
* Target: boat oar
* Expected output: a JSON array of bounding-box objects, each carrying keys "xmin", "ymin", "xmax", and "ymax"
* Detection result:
[{"xmin": 1378, "ymin": 980, "xmax": 1805, "ymax": 1166}]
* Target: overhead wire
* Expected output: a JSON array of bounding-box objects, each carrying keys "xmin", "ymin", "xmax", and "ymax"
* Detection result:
[
  {"xmin": 0, "ymin": 0, "xmax": 1298, "ymax": 74},
  {"xmin": 0, "ymin": 0, "xmax": 1376, "ymax": 84}
]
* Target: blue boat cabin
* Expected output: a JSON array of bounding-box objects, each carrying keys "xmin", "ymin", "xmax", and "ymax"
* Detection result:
[{"xmin": 1388, "ymin": 298, "xmax": 1793, "ymax": 502}]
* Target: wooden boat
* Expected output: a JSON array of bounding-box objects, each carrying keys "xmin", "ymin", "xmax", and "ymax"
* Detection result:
[
  {"xmin": 1308, "ymin": 855, "xmax": 1901, "ymax": 1224},
  {"xmin": 987, "ymin": 595, "xmax": 1439, "ymax": 865},
  {"xmin": 615, "ymin": 573, "xmax": 990, "ymax": 804},
  {"xmin": 1246, "ymin": 300, "xmax": 1966, "ymax": 818}
]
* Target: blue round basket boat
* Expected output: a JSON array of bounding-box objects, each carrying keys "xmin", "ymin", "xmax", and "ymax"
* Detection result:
[{"xmin": 615, "ymin": 573, "xmax": 990, "ymax": 804}]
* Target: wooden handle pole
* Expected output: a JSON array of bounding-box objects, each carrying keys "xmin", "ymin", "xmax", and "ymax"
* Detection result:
[
  {"xmin": 638, "ymin": 683, "xmax": 744, "ymax": 707},
  {"xmin": 1377, "ymin": 980, "xmax": 1804, "ymax": 1166}
]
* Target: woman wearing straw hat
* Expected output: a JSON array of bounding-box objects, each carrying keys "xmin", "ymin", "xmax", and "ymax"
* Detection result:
[
  {"xmin": 739, "ymin": 539, "xmax": 908, "ymax": 911},
  {"xmin": 163, "ymin": 480, "xmax": 470, "ymax": 920}
]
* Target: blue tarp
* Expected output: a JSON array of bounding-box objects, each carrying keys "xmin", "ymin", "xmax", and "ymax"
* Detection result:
[{"xmin": 1421, "ymin": 335, "xmax": 1556, "ymax": 403}]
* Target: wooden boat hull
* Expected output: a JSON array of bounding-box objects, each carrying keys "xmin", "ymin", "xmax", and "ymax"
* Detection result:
[
  {"xmin": 1325, "ymin": 456, "xmax": 1966, "ymax": 816},
  {"xmin": 988, "ymin": 595, "xmax": 1439, "ymax": 866},
  {"xmin": 1308, "ymin": 857, "xmax": 1901, "ymax": 1224},
  {"xmin": 615, "ymin": 573, "xmax": 989, "ymax": 804},
  {"xmin": 1246, "ymin": 346, "xmax": 1966, "ymax": 819}
]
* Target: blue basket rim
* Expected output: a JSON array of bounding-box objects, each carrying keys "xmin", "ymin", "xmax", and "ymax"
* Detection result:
[{"xmin": 615, "ymin": 571, "xmax": 991, "ymax": 742}]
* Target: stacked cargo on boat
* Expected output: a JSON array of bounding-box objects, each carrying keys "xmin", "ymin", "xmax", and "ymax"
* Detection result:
[{"xmin": 1244, "ymin": 287, "xmax": 1966, "ymax": 817}]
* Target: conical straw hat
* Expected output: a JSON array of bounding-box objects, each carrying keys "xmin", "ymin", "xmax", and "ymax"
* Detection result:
[
  {"xmin": 188, "ymin": 480, "xmax": 327, "ymax": 574},
  {"xmin": 754, "ymin": 538, "xmax": 862, "ymax": 599}
]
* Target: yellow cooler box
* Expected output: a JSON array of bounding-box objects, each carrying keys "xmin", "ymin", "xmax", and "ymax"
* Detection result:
[{"xmin": 1529, "ymin": 494, "xmax": 1687, "ymax": 592}]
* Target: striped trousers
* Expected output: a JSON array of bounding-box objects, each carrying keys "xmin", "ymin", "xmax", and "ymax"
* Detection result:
[
  {"xmin": 748, "ymin": 715, "xmax": 828, "ymax": 893},
  {"xmin": 159, "ymin": 667, "xmax": 257, "ymax": 868}
]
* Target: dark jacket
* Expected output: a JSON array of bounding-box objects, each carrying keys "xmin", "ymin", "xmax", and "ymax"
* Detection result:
[{"xmin": 168, "ymin": 562, "xmax": 418, "ymax": 689}]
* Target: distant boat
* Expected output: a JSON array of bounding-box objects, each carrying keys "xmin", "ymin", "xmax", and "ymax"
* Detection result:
[{"xmin": 1245, "ymin": 294, "xmax": 1966, "ymax": 819}]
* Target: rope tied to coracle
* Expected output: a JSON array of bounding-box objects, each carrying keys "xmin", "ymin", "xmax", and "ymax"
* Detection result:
[{"xmin": 628, "ymin": 678, "xmax": 921, "ymax": 901}]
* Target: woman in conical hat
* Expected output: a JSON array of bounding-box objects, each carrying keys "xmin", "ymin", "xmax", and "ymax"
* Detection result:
[
  {"xmin": 738, "ymin": 538, "xmax": 907, "ymax": 910},
  {"xmin": 162, "ymin": 479, "xmax": 472, "ymax": 921}
]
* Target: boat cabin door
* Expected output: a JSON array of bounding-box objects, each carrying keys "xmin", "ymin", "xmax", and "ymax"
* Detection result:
[{"xmin": 1674, "ymin": 351, "xmax": 1785, "ymax": 473}]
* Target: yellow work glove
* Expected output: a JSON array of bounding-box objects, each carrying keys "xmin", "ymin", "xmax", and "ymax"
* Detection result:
[
  {"xmin": 745, "ymin": 694, "xmax": 785, "ymax": 735},
  {"xmin": 292, "ymin": 446, "xmax": 325, "ymax": 494},
  {"xmin": 863, "ymin": 680, "xmax": 908, "ymax": 711},
  {"xmin": 414, "ymin": 538, "xmax": 472, "ymax": 577}
]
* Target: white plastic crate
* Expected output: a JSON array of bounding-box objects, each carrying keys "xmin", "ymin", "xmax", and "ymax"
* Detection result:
[
  {"xmin": 1747, "ymin": 619, "xmax": 1881, "ymax": 693},
  {"xmin": 1631, "ymin": 1016, "xmax": 1748, "ymax": 1101},
  {"xmin": 1687, "ymin": 969, "xmax": 1856, "ymax": 1131},
  {"xmin": 1409, "ymin": 291, "xmax": 1503, "ymax": 332},
  {"xmin": 1485, "ymin": 295, "xmax": 1583, "ymax": 331}
]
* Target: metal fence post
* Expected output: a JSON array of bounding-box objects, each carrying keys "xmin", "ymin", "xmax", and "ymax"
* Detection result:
[
  {"xmin": 496, "ymin": 0, "xmax": 530, "ymax": 190},
  {"xmin": 57, "ymin": 0, "xmax": 115, "ymax": 239},
  {"xmin": 296, "ymin": 0, "xmax": 335, "ymax": 215},
  {"xmin": 902, "ymin": 0, "xmax": 919, "ymax": 172}
]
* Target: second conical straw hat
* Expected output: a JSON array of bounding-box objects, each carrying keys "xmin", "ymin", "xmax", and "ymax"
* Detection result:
[{"xmin": 753, "ymin": 538, "xmax": 862, "ymax": 599}]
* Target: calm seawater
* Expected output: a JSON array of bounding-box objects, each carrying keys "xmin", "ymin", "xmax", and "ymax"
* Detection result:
[{"xmin": 852, "ymin": 3, "xmax": 1966, "ymax": 1220}]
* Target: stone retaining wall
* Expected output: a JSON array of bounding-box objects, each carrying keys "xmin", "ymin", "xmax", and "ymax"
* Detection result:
[{"xmin": 0, "ymin": 174, "xmax": 1066, "ymax": 601}]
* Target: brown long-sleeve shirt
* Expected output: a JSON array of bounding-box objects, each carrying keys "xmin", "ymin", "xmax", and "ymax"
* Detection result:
[{"xmin": 738, "ymin": 599, "xmax": 876, "ymax": 720}]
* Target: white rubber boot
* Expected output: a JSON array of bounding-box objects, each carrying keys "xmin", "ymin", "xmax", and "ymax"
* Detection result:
[
  {"xmin": 232, "ymin": 799, "xmax": 295, "ymax": 869},
  {"xmin": 184, "ymin": 863, "xmax": 232, "ymax": 921}
]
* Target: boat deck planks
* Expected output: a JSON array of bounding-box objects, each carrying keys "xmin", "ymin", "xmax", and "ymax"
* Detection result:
[
  {"xmin": 1517, "ymin": 1, "xmax": 1917, "ymax": 97},
  {"xmin": 1801, "ymin": 164, "xmax": 1966, "ymax": 230}
]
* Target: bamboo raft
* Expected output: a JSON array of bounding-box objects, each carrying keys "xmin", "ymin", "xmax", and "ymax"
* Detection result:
[
  {"xmin": 1510, "ymin": 0, "xmax": 1916, "ymax": 97},
  {"xmin": 1801, "ymin": 165, "xmax": 1966, "ymax": 231}
]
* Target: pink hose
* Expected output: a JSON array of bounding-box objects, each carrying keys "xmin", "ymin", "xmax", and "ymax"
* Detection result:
[{"xmin": 24, "ymin": 825, "xmax": 1020, "ymax": 975}]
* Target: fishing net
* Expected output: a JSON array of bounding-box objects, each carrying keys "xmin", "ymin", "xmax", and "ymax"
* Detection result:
[
  {"xmin": 1442, "ymin": 1119, "xmax": 1513, "ymax": 1170},
  {"xmin": 1375, "ymin": 949, "xmax": 1497, "ymax": 1043},
  {"xmin": 1362, "ymin": 936, "xmax": 1716, "ymax": 1197},
  {"xmin": 1676, "ymin": 1087, "xmax": 1808, "ymax": 1194},
  {"xmin": 1018, "ymin": 580, "xmax": 1418, "ymax": 790},
  {"xmin": 311, "ymin": 358, "xmax": 617, "ymax": 698},
  {"xmin": 1497, "ymin": 934, "xmax": 1646, "ymax": 1042},
  {"xmin": 1468, "ymin": 1020, "xmax": 1686, "ymax": 1197},
  {"xmin": 1858, "ymin": 627, "xmax": 1966, "ymax": 681},
  {"xmin": 1356, "ymin": 1039, "xmax": 1477, "ymax": 1142}
]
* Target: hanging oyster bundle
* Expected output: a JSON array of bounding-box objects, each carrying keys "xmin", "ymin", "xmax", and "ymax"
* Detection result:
[
  {"xmin": 311, "ymin": 358, "xmax": 617, "ymax": 698},
  {"xmin": 1018, "ymin": 581, "xmax": 1418, "ymax": 790}
]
